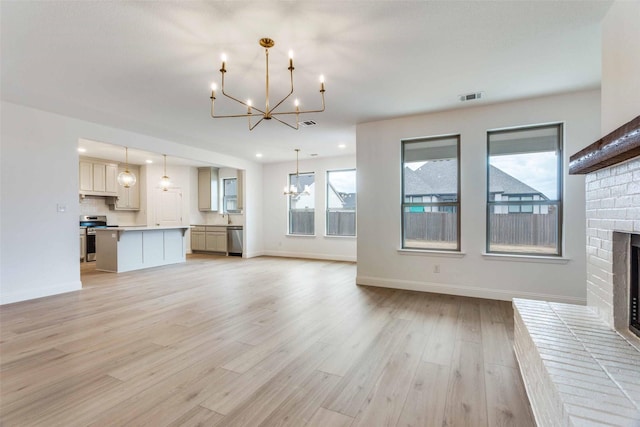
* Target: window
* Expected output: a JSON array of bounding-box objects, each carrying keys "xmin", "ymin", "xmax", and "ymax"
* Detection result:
[
  {"xmin": 288, "ymin": 172, "xmax": 314, "ymax": 235},
  {"xmin": 326, "ymin": 169, "xmax": 356, "ymax": 236},
  {"xmin": 487, "ymin": 123, "xmax": 562, "ymax": 255},
  {"xmin": 402, "ymin": 135, "xmax": 460, "ymax": 251},
  {"xmin": 223, "ymin": 178, "xmax": 239, "ymax": 213}
]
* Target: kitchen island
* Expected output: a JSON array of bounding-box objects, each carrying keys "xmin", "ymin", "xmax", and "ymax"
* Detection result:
[{"xmin": 95, "ymin": 226, "xmax": 189, "ymax": 273}]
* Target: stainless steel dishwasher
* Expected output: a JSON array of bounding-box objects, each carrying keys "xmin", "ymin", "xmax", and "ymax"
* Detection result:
[{"xmin": 227, "ymin": 226, "xmax": 243, "ymax": 256}]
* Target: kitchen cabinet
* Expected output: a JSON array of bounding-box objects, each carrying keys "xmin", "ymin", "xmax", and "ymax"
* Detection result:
[
  {"xmin": 236, "ymin": 170, "xmax": 244, "ymax": 211},
  {"xmin": 79, "ymin": 158, "xmax": 118, "ymax": 196},
  {"xmin": 80, "ymin": 229, "xmax": 86, "ymax": 262},
  {"xmin": 191, "ymin": 227, "xmax": 206, "ymax": 251},
  {"xmin": 198, "ymin": 167, "xmax": 219, "ymax": 211},
  {"xmin": 191, "ymin": 226, "xmax": 226, "ymax": 253},
  {"xmin": 205, "ymin": 227, "xmax": 227, "ymax": 252},
  {"xmin": 110, "ymin": 165, "xmax": 140, "ymax": 210}
]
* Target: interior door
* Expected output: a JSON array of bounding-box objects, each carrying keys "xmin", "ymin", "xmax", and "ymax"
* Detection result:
[{"xmin": 154, "ymin": 188, "xmax": 183, "ymax": 226}]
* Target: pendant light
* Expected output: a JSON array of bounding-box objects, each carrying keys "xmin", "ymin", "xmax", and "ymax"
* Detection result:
[
  {"xmin": 116, "ymin": 147, "xmax": 136, "ymax": 188},
  {"xmin": 159, "ymin": 154, "xmax": 171, "ymax": 191},
  {"xmin": 283, "ymin": 149, "xmax": 310, "ymax": 196}
]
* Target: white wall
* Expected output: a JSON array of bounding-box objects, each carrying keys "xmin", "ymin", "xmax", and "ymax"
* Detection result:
[
  {"xmin": 601, "ymin": 0, "xmax": 640, "ymax": 136},
  {"xmin": 262, "ymin": 155, "xmax": 356, "ymax": 262},
  {"xmin": 356, "ymin": 90, "xmax": 600, "ymax": 303},
  {"xmin": 0, "ymin": 101, "xmax": 263, "ymax": 304}
]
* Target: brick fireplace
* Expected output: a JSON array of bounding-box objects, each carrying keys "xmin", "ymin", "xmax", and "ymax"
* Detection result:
[
  {"xmin": 580, "ymin": 116, "xmax": 640, "ymax": 346},
  {"xmin": 514, "ymin": 116, "xmax": 640, "ymax": 426}
]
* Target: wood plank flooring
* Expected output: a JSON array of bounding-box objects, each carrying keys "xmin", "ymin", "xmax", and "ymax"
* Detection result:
[{"xmin": 0, "ymin": 254, "xmax": 534, "ymax": 426}]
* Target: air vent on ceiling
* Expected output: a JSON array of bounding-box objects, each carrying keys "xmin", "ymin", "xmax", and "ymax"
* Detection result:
[
  {"xmin": 459, "ymin": 92, "xmax": 484, "ymax": 102},
  {"xmin": 300, "ymin": 120, "xmax": 317, "ymax": 127}
]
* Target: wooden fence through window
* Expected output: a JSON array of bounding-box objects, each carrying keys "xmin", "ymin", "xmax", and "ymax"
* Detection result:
[{"xmin": 403, "ymin": 212, "xmax": 557, "ymax": 246}]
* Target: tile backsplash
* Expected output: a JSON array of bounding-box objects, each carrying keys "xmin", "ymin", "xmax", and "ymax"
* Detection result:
[{"xmin": 79, "ymin": 196, "xmax": 140, "ymax": 226}]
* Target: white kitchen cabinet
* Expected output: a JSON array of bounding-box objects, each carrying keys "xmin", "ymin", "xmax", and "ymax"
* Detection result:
[
  {"xmin": 93, "ymin": 163, "xmax": 106, "ymax": 192},
  {"xmin": 79, "ymin": 158, "xmax": 118, "ymax": 196},
  {"xmin": 105, "ymin": 164, "xmax": 118, "ymax": 194},
  {"xmin": 80, "ymin": 230, "xmax": 86, "ymax": 262},
  {"xmin": 198, "ymin": 167, "xmax": 219, "ymax": 211},
  {"xmin": 112, "ymin": 165, "xmax": 140, "ymax": 210},
  {"xmin": 79, "ymin": 161, "xmax": 93, "ymax": 192}
]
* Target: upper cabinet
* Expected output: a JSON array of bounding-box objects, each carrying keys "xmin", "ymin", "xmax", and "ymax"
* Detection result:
[
  {"xmin": 79, "ymin": 158, "xmax": 118, "ymax": 196},
  {"xmin": 198, "ymin": 167, "xmax": 219, "ymax": 211},
  {"xmin": 237, "ymin": 170, "xmax": 244, "ymax": 211}
]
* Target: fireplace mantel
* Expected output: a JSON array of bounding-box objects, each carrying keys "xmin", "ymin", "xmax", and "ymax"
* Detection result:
[{"xmin": 569, "ymin": 115, "xmax": 640, "ymax": 174}]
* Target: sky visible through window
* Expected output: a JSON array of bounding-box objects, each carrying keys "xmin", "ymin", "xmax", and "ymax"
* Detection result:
[
  {"xmin": 407, "ymin": 151, "xmax": 558, "ymax": 201},
  {"xmin": 329, "ymin": 170, "xmax": 356, "ymax": 193},
  {"xmin": 490, "ymin": 151, "xmax": 558, "ymax": 200}
]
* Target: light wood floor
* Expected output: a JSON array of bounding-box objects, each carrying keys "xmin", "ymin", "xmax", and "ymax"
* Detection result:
[{"xmin": 1, "ymin": 254, "xmax": 534, "ymax": 426}]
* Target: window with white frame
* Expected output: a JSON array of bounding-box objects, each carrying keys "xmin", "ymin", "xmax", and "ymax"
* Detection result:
[
  {"xmin": 487, "ymin": 123, "xmax": 562, "ymax": 255},
  {"xmin": 288, "ymin": 172, "xmax": 315, "ymax": 235},
  {"xmin": 223, "ymin": 178, "xmax": 239, "ymax": 213},
  {"xmin": 402, "ymin": 135, "xmax": 460, "ymax": 251},
  {"xmin": 326, "ymin": 169, "xmax": 356, "ymax": 236}
]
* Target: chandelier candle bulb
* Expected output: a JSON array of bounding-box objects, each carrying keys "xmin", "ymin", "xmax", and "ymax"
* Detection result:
[
  {"xmin": 320, "ymin": 75, "xmax": 325, "ymax": 92},
  {"xmin": 220, "ymin": 54, "xmax": 227, "ymax": 72},
  {"xmin": 288, "ymin": 50, "xmax": 294, "ymax": 70}
]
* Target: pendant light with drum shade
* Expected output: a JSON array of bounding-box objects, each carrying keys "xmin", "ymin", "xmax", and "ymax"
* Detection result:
[
  {"xmin": 159, "ymin": 154, "xmax": 171, "ymax": 191},
  {"xmin": 117, "ymin": 147, "xmax": 136, "ymax": 188}
]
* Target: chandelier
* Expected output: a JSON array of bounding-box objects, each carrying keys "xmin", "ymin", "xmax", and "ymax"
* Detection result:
[
  {"xmin": 284, "ymin": 149, "xmax": 310, "ymax": 196},
  {"xmin": 116, "ymin": 147, "xmax": 136, "ymax": 188},
  {"xmin": 210, "ymin": 38, "xmax": 325, "ymax": 130}
]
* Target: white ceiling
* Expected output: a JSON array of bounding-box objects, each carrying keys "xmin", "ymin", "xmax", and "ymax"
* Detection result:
[{"xmin": 1, "ymin": 1, "xmax": 611, "ymax": 164}]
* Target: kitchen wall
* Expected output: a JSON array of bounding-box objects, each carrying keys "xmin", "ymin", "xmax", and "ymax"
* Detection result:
[
  {"xmin": 0, "ymin": 101, "xmax": 263, "ymax": 304},
  {"xmin": 262, "ymin": 155, "xmax": 356, "ymax": 262},
  {"xmin": 356, "ymin": 89, "xmax": 600, "ymax": 303}
]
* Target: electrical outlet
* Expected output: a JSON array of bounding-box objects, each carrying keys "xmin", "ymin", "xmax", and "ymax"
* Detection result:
[
  {"xmin": 434, "ymin": 264, "xmax": 440, "ymax": 273},
  {"xmin": 56, "ymin": 204, "xmax": 67, "ymax": 213}
]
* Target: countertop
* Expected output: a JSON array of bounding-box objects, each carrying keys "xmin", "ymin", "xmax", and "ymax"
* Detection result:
[
  {"xmin": 190, "ymin": 224, "xmax": 243, "ymax": 228},
  {"xmin": 95, "ymin": 226, "xmax": 190, "ymax": 231}
]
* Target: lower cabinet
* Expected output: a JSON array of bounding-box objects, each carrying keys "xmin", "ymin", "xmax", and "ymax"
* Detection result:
[
  {"xmin": 80, "ymin": 232, "xmax": 86, "ymax": 262},
  {"xmin": 191, "ymin": 230, "xmax": 206, "ymax": 251},
  {"xmin": 191, "ymin": 226, "xmax": 227, "ymax": 253}
]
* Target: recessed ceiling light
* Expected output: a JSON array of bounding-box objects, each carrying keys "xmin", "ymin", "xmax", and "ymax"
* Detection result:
[
  {"xmin": 77, "ymin": 147, "xmax": 87, "ymax": 153},
  {"xmin": 256, "ymin": 153, "xmax": 263, "ymax": 158},
  {"xmin": 145, "ymin": 159, "xmax": 153, "ymax": 164},
  {"xmin": 338, "ymin": 144, "xmax": 346, "ymax": 149}
]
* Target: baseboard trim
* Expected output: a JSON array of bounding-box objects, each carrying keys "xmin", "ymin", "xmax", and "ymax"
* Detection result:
[
  {"xmin": 243, "ymin": 250, "xmax": 266, "ymax": 259},
  {"xmin": 0, "ymin": 280, "xmax": 82, "ymax": 305},
  {"xmin": 355, "ymin": 275, "xmax": 586, "ymax": 304},
  {"xmin": 263, "ymin": 250, "xmax": 357, "ymax": 263}
]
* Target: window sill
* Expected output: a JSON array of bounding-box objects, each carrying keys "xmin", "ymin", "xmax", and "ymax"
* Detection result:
[
  {"xmin": 286, "ymin": 234, "xmax": 316, "ymax": 238},
  {"xmin": 481, "ymin": 252, "xmax": 570, "ymax": 264},
  {"xmin": 397, "ymin": 249, "xmax": 466, "ymax": 258},
  {"xmin": 324, "ymin": 234, "xmax": 357, "ymax": 239}
]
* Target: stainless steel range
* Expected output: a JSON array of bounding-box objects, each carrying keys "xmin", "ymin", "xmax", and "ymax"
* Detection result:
[{"xmin": 79, "ymin": 215, "xmax": 108, "ymax": 261}]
